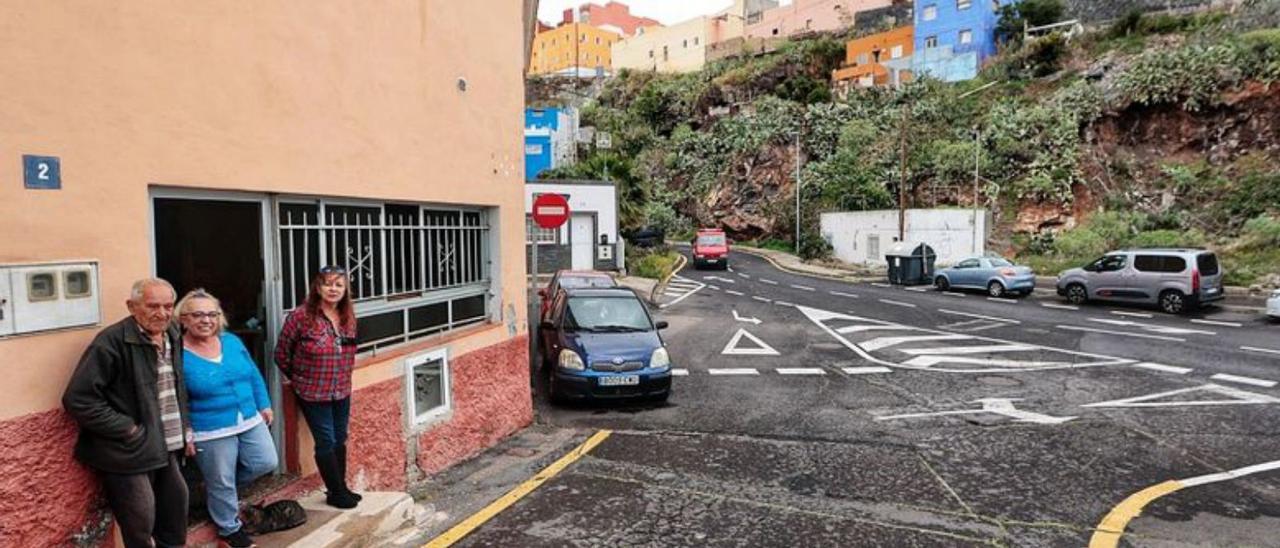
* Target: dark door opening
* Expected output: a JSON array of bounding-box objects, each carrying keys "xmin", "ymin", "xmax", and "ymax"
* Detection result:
[
  {"xmin": 153, "ymin": 196, "xmax": 285, "ymax": 523},
  {"xmin": 154, "ymin": 198, "xmax": 267, "ymax": 366}
]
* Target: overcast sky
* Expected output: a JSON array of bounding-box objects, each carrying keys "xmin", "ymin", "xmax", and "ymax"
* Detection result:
[{"xmin": 536, "ymin": 0, "xmax": 794, "ymax": 26}]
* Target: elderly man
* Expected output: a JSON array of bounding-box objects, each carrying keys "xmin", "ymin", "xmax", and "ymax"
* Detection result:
[{"xmin": 63, "ymin": 278, "xmax": 194, "ymax": 548}]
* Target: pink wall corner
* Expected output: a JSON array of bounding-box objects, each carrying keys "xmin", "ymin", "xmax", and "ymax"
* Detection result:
[
  {"xmin": 0, "ymin": 409, "xmax": 110, "ymax": 547},
  {"xmin": 348, "ymin": 377, "xmax": 409, "ymax": 492},
  {"xmin": 415, "ymin": 335, "xmax": 533, "ymax": 476}
]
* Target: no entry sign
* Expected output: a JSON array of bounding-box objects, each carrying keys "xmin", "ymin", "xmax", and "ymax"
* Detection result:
[{"xmin": 532, "ymin": 193, "xmax": 570, "ymax": 229}]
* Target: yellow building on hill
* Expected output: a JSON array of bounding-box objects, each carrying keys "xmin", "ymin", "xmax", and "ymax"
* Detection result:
[{"xmin": 529, "ymin": 22, "xmax": 622, "ymax": 77}]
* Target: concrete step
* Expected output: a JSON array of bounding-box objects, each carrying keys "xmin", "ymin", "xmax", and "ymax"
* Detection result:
[{"xmin": 254, "ymin": 491, "xmax": 418, "ymax": 548}]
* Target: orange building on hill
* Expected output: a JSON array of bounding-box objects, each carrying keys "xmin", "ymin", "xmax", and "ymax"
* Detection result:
[
  {"xmin": 529, "ymin": 22, "xmax": 623, "ymax": 77},
  {"xmin": 569, "ymin": 2, "xmax": 660, "ymax": 37},
  {"xmin": 832, "ymin": 25, "xmax": 914, "ymax": 91}
]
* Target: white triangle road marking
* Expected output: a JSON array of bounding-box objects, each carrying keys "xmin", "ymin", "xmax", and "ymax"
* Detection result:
[
  {"xmin": 721, "ymin": 328, "xmax": 780, "ymax": 356},
  {"xmin": 861, "ymin": 334, "xmax": 970, "ymax": 352},
  {"xmin": 1081, "ymin": 383, "xmax": 1280, "ymax": 408}
]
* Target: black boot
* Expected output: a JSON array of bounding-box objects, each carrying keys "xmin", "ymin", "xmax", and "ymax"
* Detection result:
[
  {"xmin": 335, "ymin": 444, "xmax": 362, "ymax": 502},
  {"xmin": 316, "ymin": 452, "xmax": 358, "ymax": 509}
]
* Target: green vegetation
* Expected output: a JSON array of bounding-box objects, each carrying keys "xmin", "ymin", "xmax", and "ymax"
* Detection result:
[
  {"xmin": 544, "ymin": 1, "xmax": 1280, "ymax": 285},
  {"xmin": 629, "ymin": 247, "xmax": 681, "ymax": 281}
]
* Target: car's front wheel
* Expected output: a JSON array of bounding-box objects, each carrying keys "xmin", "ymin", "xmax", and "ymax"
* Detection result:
[
  {"xmin": 1065, "ymin": 283, "xmax": 1088, "ymax": 305},
  {"xmin": 935, "ymin": 276, "xmax": 950, "ymax": 291},
  {"xmin": 988, "ymin": 281, "xmax": 1006, "ymax": 298},
  {"xmin": 1160, "ymin": 290, "xmax": 1188, "ymax": 315}
]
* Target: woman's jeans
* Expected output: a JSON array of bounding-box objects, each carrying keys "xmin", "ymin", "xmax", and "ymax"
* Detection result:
[
  {"xmin": 297, "ymin": 397, "xmax": 350, "ymax": 457},
  {"xmin": 193, "ymin": 422, "xmax": 279, "ymax": 536}
]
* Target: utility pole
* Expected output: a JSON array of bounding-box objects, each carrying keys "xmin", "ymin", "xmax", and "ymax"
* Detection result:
[
  {"xmin": 973, "ymin": 127, "xmax": 981, "ymax": 255},
  {"xmin": 898, "ymin": 101, "xmax": 910, "ymax": 242},
  {"xmin": 794, "ymin": 132, "xmax": 801, "ymax": 254}
]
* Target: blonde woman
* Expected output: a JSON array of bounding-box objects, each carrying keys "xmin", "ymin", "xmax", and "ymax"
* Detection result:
[{"xmin": 177, "ymin": 289, "xmax": 277, "ymax": 548}]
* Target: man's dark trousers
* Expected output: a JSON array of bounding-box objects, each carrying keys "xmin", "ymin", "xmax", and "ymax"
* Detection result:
[{"xmin": 98, "ymin": 452, "xmax": 188, "ymax": 548}]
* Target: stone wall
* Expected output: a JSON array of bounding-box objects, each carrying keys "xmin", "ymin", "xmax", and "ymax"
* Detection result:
[
  {"xmin": 527, "ymin": 244, "xmax": 573, "ymax": 273},
  {"xmin": 0, "ymin": 410, "xmax": 110, "ymax": 547},
  {"xmin": 1064, "ymin": 0, "xmax": 1215, "ymax": 23}
]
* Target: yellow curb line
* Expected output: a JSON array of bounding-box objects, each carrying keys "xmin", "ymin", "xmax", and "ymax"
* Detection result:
[
  {"xmin": 423, "ymin": 429, "xmax": 613, "ymax": 548},
  {"xmin": 651, "ymin": 253, "xmax": 687, "ymax": 304},
  {"xmin": 1088, "ymin": 480, "xmax": 1182, "ymax": 548},
  {"xmin": 733, "ymin": 246, "xmax": 865, "ymax": 284}
]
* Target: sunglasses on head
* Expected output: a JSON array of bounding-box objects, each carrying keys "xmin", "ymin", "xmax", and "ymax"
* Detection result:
[{"xmin": 319, "ymin": 265, "xmax": 347, "ymax": 275}]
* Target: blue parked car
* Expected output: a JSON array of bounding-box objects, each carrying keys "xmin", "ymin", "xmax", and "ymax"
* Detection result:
[
  {"xmin": 538, "ymin": 287, "xmax": 672, "ymax": 403},
  {"xmin": 934, "ymin": 256, "xmax": 1036, "ymax": 298}
]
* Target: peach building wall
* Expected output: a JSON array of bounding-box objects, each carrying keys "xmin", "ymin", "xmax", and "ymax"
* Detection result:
[{"xmin": 746, "ymin": 0, "xmax": 892, "ymax": 39}]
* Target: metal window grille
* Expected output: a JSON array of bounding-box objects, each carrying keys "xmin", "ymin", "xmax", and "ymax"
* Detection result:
[
  {"xmin": 278, "ymin": 200, "xmax": 491, "ymax": 354},
  {"xmin": 526, "ymin": 217, "xmax": 559, "ymax": 244}
]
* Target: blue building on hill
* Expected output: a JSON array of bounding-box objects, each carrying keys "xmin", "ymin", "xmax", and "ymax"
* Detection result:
[
  {"xmin": 524, "ymin": 107, "xmax": 576, "ymax": 180},
  {"xmin": 912, "ymin": 0, "xmax": 1020, "ymax": 81}
]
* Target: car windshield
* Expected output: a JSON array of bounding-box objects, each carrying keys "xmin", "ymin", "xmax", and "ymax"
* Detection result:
[
  {"xmin": 697, "ymin": 234, "xmax": 726, "ymax": 246},
  {"xmin": 565, "ymin": 296, "xmax": 652, "ymax": 332},
  {"xmin": 988, "ymin": 258, "xmax": 1013, "ymax": 267},
  {"xmin": 559, "ymin": 275, "xmax": 614, "ymax": 289}
]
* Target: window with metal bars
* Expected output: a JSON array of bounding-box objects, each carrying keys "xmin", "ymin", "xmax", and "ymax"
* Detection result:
[{"xmin": 277, "ymin": 200, "xmax": 491, "ymax": 354}]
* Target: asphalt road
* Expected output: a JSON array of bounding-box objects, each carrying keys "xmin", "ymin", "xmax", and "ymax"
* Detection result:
[{"xmin": 459, "ymin": 250, "xmax": 1280, "ymax": 547}]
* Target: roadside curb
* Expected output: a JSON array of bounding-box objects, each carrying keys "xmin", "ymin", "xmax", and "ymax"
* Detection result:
[
  {"xmin": 733, "ymin": 246, "xmax": 880, "ymax": 284},
  {"xmin": 649, "ymin": 254, "xmax": 687, "ymax": 305}
]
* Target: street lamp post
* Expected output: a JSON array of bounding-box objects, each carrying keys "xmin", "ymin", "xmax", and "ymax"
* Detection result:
[
  {"xmin": 794, "ymin": 132, "xmax": 801, "ymax": 255},
  {"xmin": 972, "ymin": 127, "xmax": 981, "ymax": 255}
]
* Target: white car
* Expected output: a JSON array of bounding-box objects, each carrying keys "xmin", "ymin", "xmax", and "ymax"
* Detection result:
[{"xmin": 1269, "ymin": 289, "xmax": 1280, "ymax": 320}]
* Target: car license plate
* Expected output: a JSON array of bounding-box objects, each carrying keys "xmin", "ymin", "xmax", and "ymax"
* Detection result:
[
  {"xmin": 599, "ymin": 375, "xmax": 639, "ymax": 387},
  {"xmin": 706, "ymin": 259, "xmax": 719, "ymax": 263}
]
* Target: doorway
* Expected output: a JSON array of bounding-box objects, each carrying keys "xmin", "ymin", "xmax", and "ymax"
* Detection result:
[{"xmin": 570, "ymin": 213, "xmax": 595, "ymax": 270}]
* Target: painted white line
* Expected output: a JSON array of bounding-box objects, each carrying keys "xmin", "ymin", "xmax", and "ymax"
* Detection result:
[
  {"xmin": 829, "ymin": 291, "xmax": 860, "ymax": 299},
  {"xmin": 1055, "ymin": 325, "xmax": 1185, "ymax": 342},
  {"xmin": 942, "ymin": 292, "xmax": 967, "ymax": 298},
  {"xmin": 987, "ymin": 297, "xmax": 1019, "ymax": 304},
  {"xmin": 937, "ymin": 309, "xmax": 1020, "ymax": 324},
  {"xmin": 1088, "ymin": 318, "xmax": 1216, "ymax": 336},
  {"xmin": 671, "ymin": 369, "xmax": 689, "ymax": 376},
  {"xmin": 836, "ymin": 324, "xmax": 908, "ymax": 334},
  {"xmin": 842, "ymin": 366, "xmax": 893, "ymax": 375},
  {"xmin": 777, "ymin": 368, "xmax": 826, "ymax": 375},
  {"xmin": 861, "ymin": 334, "xmax": 970, "ymax": 352},
  {"xmin": 870, "ymin": 283, "xmax": 893, "ymax": 288},
  {"xmin": 1041, "ymin": 303, "xmax": 1078, "ymax": 311},
  {"xmin": 725, "ymin": 290, "xmax": 745, "ymax": 296},
  {"xmin": 1182, "ymin": 460, "xmax": 1280, "ymax": 488},
  {"xmin": 879, "ymin": 299, "xmax": 917, "ymax": 308},
  {"xmin": 1241, "ymin": 346, "xmax": 1280, "ymax": 356},
  {"xmin": 658, "ymin": 283, "xmax": 706, "ymax": 309},
  {"xmin": 1081, "ymin": 384, "xmax": 1280, "ymax": 408},
  {"xmin": 790, "ymin": 284, "xmax": 816, "ymax": 292},
  {"xmin": 708, "ymin": 285, "xmax": 722, "ymax": 291},
  {"xmin": 900, "ymin": 344, "xmax": 1036, "ymax": 356},
  {"xmin": 759, "ymin": 278, "xmax": 779, "ymax": 285},
  {"xmin": 663, "ymin": 291, "xmax": 686, "ymax": 297},
  {"xmin": 1111, "ymin": 310, "xmax": 1154, "ymax": 318},
  {"xmin": 1210, "ymin": 374, "xmax": 1278, "ymax": 388},
  {"xmin": 905, "ymin": 286, "xmax": 932, "ymax": 292},
  {"xmin": 737, "ymin": 273, "xmax": 750, "ymax": 278},
  {"xmin": 707, "ymin": 368, "xmax": 759, "ymax": 376},
  {"xmin": 902, "ymin": 356, "xmax": 1073, "ymax": 368},
  {"xmin": 774, "ymin": 301, "xmax": 795, "ymax": 307},
  {"xmin": 1132, "ymin": 362, "xmax": 1193, "ymax": 375},
  {"xmin": 751, "ymin": 296, "xmax": 772, "ymax": 303},
  {"xmin": 1190, "ymin": 319, "xmax": 1243, "ymax": 327}
]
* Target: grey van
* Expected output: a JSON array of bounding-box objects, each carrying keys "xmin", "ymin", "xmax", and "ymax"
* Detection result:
[{"xmin": 1056, "ymin": 249, "xmax": 1225, "ymax": 314}]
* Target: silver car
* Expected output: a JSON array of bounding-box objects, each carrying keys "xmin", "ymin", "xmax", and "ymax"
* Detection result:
[
  {"xmin": 1268, "ymin": 288, "xmax": 1280, "ymax": 320},
  {"xmin": 1056, "ymin": 249, "xmax": 1225, "ymax": 314},
  {"xmin": 934, "ymin": 256, "xmax": 1036, "ymax": 297}
]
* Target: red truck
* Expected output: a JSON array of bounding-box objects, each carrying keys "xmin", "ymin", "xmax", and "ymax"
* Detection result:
[{"xmin": 691, "ymin": 228, "xmax": 730, "ymax": 270}]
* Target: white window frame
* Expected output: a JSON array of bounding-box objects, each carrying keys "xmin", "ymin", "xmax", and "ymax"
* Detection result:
[
  {"xmin": 890, "ymin": 45, "xmax": 904, "ymax": 59},
  {"xmin": 959, "ymin": 29, "xmax": 973, "ymax": 45},
  {"xmin": 526, "ymin": 217, "xmax": 560, "ymax": 244},
  {"xmin": 958, "ymin": 0, "xmax": 972, "ymax": 10},
  {"xmin": 404, "ymin": 347, "xmax": 452, "ymax": 428},
  {"xmin": 923, "ymin": 5, "xmax": 937, "ymax": 21}
]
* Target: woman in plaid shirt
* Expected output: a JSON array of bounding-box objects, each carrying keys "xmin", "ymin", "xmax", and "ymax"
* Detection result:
[{"xmin": 275, "ymin": 267, "xmax": 361, "ymax": 509}]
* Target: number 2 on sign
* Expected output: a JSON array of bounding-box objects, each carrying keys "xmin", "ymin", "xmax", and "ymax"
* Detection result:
[{"xmin": 37, "ymin": 163, "xmax": 50, "ymax": 180}]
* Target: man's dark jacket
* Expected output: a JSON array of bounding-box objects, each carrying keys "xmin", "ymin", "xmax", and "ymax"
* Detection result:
[{"xmin": 62, "ymin": 316, "xmax": 192, "ymax": 475}]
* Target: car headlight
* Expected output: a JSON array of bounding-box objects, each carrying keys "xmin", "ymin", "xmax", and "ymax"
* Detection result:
[
  {"xmin": 558, "ymin": 349, "xmax": 585, "ymax": 371},
  {"xmin": 650, "ymin": 348, "xmax": 670, "ymax": 370}
]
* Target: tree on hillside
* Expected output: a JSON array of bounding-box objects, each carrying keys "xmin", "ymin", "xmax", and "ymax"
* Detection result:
[{"xmin": 996, "ymin": 0, "xmax": 1066, "ymax": 45}]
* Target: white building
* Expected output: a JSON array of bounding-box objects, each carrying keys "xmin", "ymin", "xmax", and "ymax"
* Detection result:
[
  {"xmin": 821, "ymin": 209, "xmax": 991, "ymax": 266},
  {"xmin": 525, "ymin": 180, "xmax": 623, "ymax": 272}
]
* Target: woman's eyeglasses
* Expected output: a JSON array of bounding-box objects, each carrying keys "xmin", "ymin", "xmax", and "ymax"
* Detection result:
[
  {"xmin": 182, "ymin": 311, "xmax": 222, "ymax": 320},
  {"xmin": 319, "ymin": 265, "xmax": 347, "ymax": 274}
]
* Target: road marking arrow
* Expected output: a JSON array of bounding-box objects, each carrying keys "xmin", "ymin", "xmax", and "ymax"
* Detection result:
[{"xmin": 732, "ymin": 309, "xmax": 761, "ymax": 325}]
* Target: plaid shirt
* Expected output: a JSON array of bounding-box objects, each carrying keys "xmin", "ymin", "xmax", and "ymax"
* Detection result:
[{"xmin": 274, "ymin": 307, "xmax": 356, "ymax": 402}]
